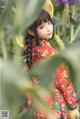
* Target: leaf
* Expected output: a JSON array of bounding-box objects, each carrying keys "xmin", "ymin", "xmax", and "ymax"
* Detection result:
[
  {"xmin": 0, "ymin": 0, "xmax": 14, "ymax": 28},
  {"xmin": 54, "ymin": 34, "xmax": 65, "ymax": 49},
  {"xmin": 14, "ymin": 0, "xmax": 45, "ymax": 34},
  {"xmin": 0, "ymin": 59, "xmax": 51, "ymax": 118},
  {"xmin": 70, "ymin": 17, "xmax": 77, "ymax": 25},
  {"xmin": 54, "ymin": 4, "xmax": 64, "ymax": 13}
]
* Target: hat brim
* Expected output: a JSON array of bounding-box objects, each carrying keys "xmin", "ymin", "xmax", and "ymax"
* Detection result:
[{"xmin": 16, "ymin": 36, "xmax": 24, "ymax": 48}]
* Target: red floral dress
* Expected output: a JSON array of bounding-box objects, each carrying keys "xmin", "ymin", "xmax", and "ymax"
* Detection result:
[{"xmin": 26, "ymin": 40, "xmax": 77, "ymax": 119}]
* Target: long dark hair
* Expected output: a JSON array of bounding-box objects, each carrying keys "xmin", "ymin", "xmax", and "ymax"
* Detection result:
[{"xmin": 24, "ymin": 9, "xmax": 54, "ymax": 69}]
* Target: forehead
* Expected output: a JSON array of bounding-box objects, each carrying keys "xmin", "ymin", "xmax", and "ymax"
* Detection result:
[
  {"xmin": 36, "ymin": 12, "xmax": 51, "ymax": 26},
  {"xmin": 38, "ymin": 20, "xmax": 50, "ymax": 27},
  {"xmin": 38, "ymin": 19, "xmax": 51, "ymax": 27}
]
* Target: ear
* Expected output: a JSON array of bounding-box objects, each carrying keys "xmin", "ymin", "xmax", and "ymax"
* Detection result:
[{"xmin": 28, "ymin": 30, "xmax": 35, "ymax": 37}]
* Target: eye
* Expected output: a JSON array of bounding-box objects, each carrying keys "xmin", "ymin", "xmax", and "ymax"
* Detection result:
[
  {"xmin": 39, "ymin": 25, "xmax": 44, "ymax": 29},
  {"xmin": 48, "ymin": 21, "xmax": 51, "ymax": 25}
]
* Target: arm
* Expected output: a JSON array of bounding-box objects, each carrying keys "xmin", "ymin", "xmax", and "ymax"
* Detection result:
[
  {"xmin": 56, "ymin": 63, "xmax": 77, "ymax": 109},
  {"xmin": 56, "ymin": 63, "xmax": 80, "ymax": 118}
]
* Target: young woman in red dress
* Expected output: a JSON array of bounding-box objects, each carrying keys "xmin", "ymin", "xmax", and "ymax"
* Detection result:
[
  {"xmin": 17, "ymin": 0, "xmax": 79, "ymax": 118},
  {"xmin": 24, "ymin": 9, "xmax": 79, "ymax": 119}
]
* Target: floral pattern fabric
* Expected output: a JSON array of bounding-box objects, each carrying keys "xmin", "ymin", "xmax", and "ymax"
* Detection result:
[{"xmin": 26, "ymin": 40, "xmax": 77, "ymax": 119}]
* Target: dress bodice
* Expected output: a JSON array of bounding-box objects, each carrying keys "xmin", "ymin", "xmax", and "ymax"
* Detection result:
[{"xmin": 32, "ymin": 40, "xmax": 58, "ymax": 63}]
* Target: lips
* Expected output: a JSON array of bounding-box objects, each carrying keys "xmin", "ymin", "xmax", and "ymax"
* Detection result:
[{"xmin": 47, "ymin": 33, "xmax": 52, "ymax": 36}]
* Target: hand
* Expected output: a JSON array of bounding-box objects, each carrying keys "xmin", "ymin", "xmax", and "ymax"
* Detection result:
[
  {"xmin": 25, "ymin": 64, "xmax": 29, "ymax": 70},
  {"xmin": 68, "ymin": 107, "xmax": 80, "ymax": 119},
  {"xmin": 31, "ymin": 76, "xmax": 39, "ymax": 85}
]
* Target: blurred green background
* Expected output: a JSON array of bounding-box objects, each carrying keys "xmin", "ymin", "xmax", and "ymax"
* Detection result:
[{"xmin": 0, "ymin": 0, "xmax": 80, "ymax": 118}]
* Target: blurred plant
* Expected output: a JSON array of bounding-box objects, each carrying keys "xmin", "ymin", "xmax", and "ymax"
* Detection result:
[
  {"xmin": 0, "ymin": 0, "xmax": 80, "ymax": 119},
  {"xmin": 0, "ymin": 0, "xmax": 54, "ymax": 118},
  {"xmin": 52, "ymin": 3, "xmax": 80, "ymax": 49},
  {"xmin": 0, "ymin": 59, "xmax": 53, "ymax": 118}
]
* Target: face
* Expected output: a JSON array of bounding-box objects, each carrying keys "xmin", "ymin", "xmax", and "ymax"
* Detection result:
[{"xmin": 37, "ymin": 20, "xmax": 53, "ymax": 40}]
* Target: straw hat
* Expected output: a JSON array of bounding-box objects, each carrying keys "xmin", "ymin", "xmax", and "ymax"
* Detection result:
[
  {"xmin": 42, "ymin": 0, "xmax": 54, "ymax": 18},
  {"xmin": 16, "ymin": 0, "xmax": 54, "ymax": 47}
]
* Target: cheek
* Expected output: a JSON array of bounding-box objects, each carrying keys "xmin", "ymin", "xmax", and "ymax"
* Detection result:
[
  {"xmin": 38, "ymin": 32, "xmax": 47, "ymax": 39},
  {"xmin": 50, "ymin": 25, "xmax": 53, "ymax": 33},
  {"xmin": 37, "ymin": 31, "xmax": 42, "ymax": 39},
  {"xmin": 37, "ymin": 29, "xmax": 45, "ymax": 39}
]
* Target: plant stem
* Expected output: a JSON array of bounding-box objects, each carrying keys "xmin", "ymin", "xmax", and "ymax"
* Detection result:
[{"xmin": 0, "ymin": 31, "xmax": 8, "ymax": 59}]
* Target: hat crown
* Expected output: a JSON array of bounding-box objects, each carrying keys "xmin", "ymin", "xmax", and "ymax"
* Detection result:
[{"xmin": 42, "ymin": 0, "xmax": 54, "ymax": 18}]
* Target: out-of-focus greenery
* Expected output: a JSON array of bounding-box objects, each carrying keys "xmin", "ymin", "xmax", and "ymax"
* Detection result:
[
  {"xmin": 0, "ymin": 0, "xmax": 80, "ymax": 119},
  {"xmin": 52, "ymin": 3, "xmax": 80, "ymax": 49},
  {"xmin": 0, "ymin": 0, "xmax": 52, "ymax": 118}
]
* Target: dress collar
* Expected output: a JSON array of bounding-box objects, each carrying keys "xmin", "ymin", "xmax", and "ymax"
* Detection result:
[{"xmin": 39, "ymin": 39, "xmax": 48, "ymax": 47}]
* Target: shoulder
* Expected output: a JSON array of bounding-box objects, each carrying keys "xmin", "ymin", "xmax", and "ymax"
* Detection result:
[{"xmin": 48, "ymin": 42, "xmax": 58, "ymax": 55}]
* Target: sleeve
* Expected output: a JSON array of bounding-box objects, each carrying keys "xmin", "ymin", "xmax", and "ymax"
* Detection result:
[{"xmin": 56, "ymin": 63, "xmax": 77, "ymax": 110}]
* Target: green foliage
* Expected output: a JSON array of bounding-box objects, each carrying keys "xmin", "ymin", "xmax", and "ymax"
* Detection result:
[
  {"xmin": 0, "ymin": 0, "xmax": 51, "ymax": 118},
  {"xmin": 53, "ymin": 4, "xmax": 80, "ymax": 48},
  {"xmin": 0, "ymin": 0, "xmax": 80, "ymax": 119}
]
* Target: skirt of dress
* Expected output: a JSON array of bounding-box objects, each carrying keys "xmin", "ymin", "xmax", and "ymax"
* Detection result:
[{"xmin": 20, "ymin": 86, "xmax": 68, "ymax": 119}]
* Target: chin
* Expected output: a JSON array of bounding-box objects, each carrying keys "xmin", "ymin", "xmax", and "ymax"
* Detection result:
[
  {"xmin": 42, "ymin": 35, "xmax": 52, "ymax": 40},
  {"xmin": 47, "ymin": 35, "xmax": 52, "ymax": 39}
]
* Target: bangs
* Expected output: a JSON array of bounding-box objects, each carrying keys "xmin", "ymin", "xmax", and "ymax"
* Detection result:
[
  {"xmin": 36, "ymin": 9, "xmax": 52, "ymax": 26},
  {"xmin": 28, "ymin": 10, "xmax": 53, "ymax": 33}
]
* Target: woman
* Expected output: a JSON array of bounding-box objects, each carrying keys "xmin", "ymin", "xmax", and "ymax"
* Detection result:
[{"xmin": 23, "ymin": 9, "xmax": 79, "ymax": 119}]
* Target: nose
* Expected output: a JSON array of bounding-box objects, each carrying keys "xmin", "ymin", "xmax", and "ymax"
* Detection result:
[{"xmin": 46, "ymin": 24, "xmax": 50, "ymax": 32}]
